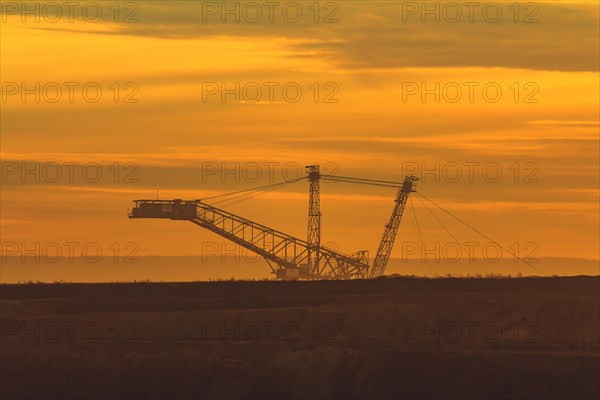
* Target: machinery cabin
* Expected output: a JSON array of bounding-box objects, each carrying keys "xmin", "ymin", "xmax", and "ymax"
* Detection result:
[{"xmin": 129, "ymin": 199, "xmax": 197, "ymax": 220}]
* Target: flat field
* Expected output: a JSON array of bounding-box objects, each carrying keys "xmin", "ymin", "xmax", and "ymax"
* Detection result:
[{"xmin": 1, "ymin": 276, "xmax": 598, "ymax": 399}]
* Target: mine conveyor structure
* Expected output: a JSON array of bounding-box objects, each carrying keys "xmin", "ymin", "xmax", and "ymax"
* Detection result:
[{"xmin": 129, "ymin": 167, "xmax": 418, "ymax": 280}]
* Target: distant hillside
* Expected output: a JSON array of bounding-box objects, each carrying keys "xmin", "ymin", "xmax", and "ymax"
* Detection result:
[{"xmin": 1, "ymin": 256, "xmax": 598, "ymax": 283}]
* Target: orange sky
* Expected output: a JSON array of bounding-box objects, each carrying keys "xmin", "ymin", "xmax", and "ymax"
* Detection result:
[{"xmin": 1, "ymin": 1, "xmax": 599, "ymax": 280}]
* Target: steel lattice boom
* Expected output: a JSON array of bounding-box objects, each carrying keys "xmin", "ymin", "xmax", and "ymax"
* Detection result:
[
  {"xmin": 129, "ymin": 171, "xmax": 418, "ymax": 279},
  {"xmin": 129, "ymin": 199, "xmax": 370, "ymax": 279},
  {"xmin": 369, "ymin": 176, "xmax": 419, "ymax": 277}
]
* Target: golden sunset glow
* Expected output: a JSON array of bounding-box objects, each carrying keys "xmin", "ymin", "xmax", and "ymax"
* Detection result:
[{"xmin": 1, "ymin": 1, "xmax": 599, "ymax": 281}]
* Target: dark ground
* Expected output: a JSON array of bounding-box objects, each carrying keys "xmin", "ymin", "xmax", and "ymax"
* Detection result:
[{"xmin": 1, "ymin": 276, "xmax": 599, "ymax": 399}]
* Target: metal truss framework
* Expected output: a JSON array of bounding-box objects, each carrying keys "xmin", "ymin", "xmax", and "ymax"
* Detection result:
[
  {"xmin": 192, "ymin": 201, "xmax": 370, "ymax": 279},
  {"xmin": 129, "ymin": 173, "xmax": 419, "ymax": 279}
]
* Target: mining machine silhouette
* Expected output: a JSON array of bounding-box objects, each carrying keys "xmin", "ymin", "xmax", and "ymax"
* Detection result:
[{"xmin": 129, "ymin": 165, "xmax": 419, "ymax": 280}]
